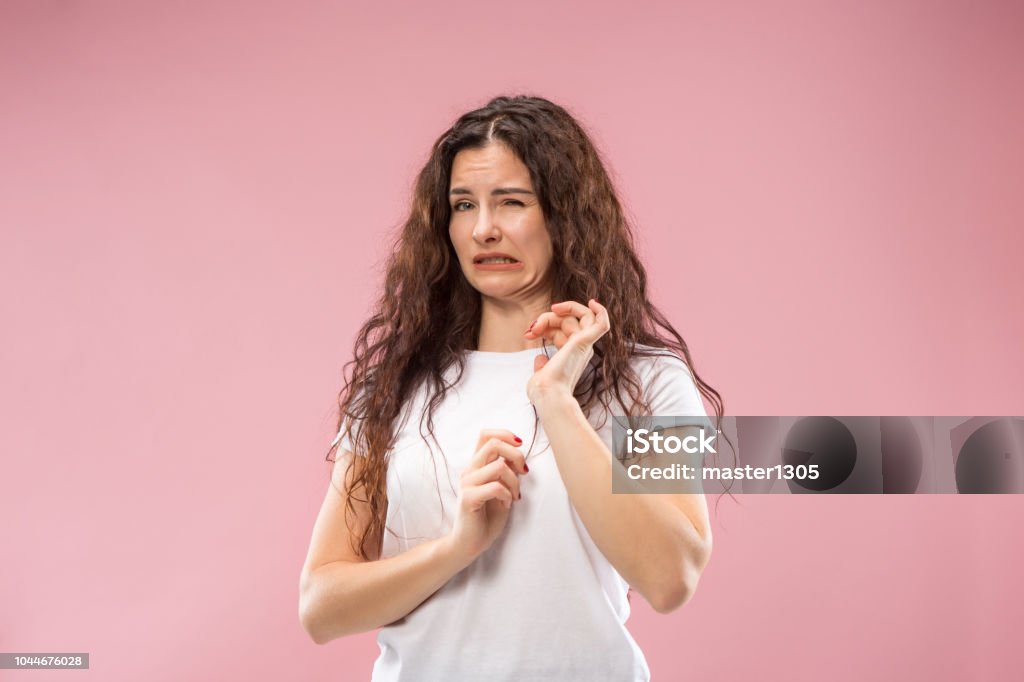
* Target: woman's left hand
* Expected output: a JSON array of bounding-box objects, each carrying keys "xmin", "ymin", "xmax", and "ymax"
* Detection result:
[{"xmin": 524, "ymin": 298, "xmax": 610, "ymax": 404}]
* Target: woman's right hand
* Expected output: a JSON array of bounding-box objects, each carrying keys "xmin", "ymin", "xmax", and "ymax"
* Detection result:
[{"xmin": 448, "ymin": 429, "xmax": 530, "ymax": 562}]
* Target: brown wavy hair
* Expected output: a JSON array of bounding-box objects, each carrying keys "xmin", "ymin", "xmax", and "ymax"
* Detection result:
[{"xmin": 328, "ymin": 94, "xmax": 731, "ymax": 561}]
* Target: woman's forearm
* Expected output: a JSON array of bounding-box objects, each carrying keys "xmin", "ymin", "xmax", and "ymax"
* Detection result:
[
  {"xmin": 300, "ymin": 535, "xmax": 472, "ymax": 644},
  {"xmin": 534, "ymin": 390, "xmax": 711, "ymax": 612}
]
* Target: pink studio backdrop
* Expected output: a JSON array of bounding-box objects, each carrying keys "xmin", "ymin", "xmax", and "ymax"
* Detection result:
[{"xmin": 2, "ymin": 1, "xmax": 1022, "ymax": 680}]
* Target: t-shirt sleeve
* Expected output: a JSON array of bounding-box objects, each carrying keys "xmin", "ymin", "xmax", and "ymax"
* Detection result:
[{"xmin": 640, "ymin": 352, "xmax": 717, "ymax": 433}]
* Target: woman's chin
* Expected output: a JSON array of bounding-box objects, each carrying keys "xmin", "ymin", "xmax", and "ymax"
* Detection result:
[
  {"xmin": 471, "ymin": 282, "xmax": 519, "ymax": 299},
  {"xmin": 477, "ymin": 290, "xmax": 516, "ymax": 302},
  {"xmin": 466, "ymin": 275, "xmax": 547, "ymax": 302}
]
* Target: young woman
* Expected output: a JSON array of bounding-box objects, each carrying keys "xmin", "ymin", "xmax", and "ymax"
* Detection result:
[{"xmin": 300, "ymin": 95, "xmax": 722, "ymax": 681}]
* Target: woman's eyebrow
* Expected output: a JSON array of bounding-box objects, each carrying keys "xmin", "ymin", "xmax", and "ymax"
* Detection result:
[{"xmin": 449, "ymin": 187, "xmax": 535, "ymax": 196}]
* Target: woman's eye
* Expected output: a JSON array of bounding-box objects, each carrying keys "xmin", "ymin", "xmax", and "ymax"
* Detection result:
[{"xmin": 452, "ymin": 200, "xmax": 523, "ymax": 211}]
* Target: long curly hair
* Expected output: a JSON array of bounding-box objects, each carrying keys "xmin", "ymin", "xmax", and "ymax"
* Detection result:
[{"xmin": 329, "ymin": 94, "xmax": 729, "ymax": 560}]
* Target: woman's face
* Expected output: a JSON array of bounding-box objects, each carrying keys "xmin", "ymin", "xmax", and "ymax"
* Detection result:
[{"xmin": 448, "ymin": 142, "xmax": 554, "ymax": 302}]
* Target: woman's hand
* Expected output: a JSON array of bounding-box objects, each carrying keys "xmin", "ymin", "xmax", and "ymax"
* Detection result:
[
  {"xmin": 448, "ymin": 429, "xmax": 530, "ymax": 563},
  {"xmin": 524, "ymin": 298, "xmax": 610, "ymax": 404}
]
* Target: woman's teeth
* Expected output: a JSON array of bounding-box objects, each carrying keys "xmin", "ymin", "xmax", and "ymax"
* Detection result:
[{"xmin": 479, "ymin": 257, "xmax": 517, "ymax": 264}]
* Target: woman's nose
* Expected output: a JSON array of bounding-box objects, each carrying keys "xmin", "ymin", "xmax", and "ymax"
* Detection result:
[{"xmin": 472, "ymin": 214, "xmax": 501, "ymax": 243}]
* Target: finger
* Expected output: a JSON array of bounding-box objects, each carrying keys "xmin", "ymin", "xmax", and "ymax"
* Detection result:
[
  {"xmin": 579, "ymin": 312, "xmax": 598, "ymax": 335},
  {"xmin": 530, "ymin": 313, "xmax": 581, "ymax": 347},
  {"xmin": 557, "ymin": 299, "xmax": 608, "ymax": 346},
  {"xmin": 463, "ymin": 480, "xmax": 514, "ymax": 511},
  {"xmin": 535, "ymin": 323, "xmax": 576, "ymax": 350},
  {"xmin": 588, "ymin": 298, "xmax": 611, "ymax": 333},
  {"xmin": 462, "ymin": 457, "xmax": 522, "ymax": 500},
  {"xmin": 474, "ymin": 429, "xmax": 522, "ymax": 454},
  {"xmin": 552, "ymin": 300, "xmax": 596, "ymax": 332},
  {"xmin": 559, "ymin": 314, "xmax": 582, "ymax": 336},
  {"xmin": 524, "ymin": 311, "xmax": 561, "ymax": 339},
  {"xmin": 578, "ymin": 306, "xmax": 596, "ymax": 330},
  {"xmin": 469, "ymin": 436, "xmax": 529, "ymax": 475},
  {"xmin": 551, "ymin": 300, "xmax": 593, "ymax": 322}
]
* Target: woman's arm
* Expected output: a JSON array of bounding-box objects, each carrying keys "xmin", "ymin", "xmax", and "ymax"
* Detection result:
[
  {"xmin": 298, "ymin": 450, "xmax": 474, "ymax": 644},
  {"xmin": 524, "ymin": 300, "xmax": 713, "ymax": 614},
  {"xmin": 533, "ymin": 391, "xmax": 713, "ymax": 614},
  {"xmin": 300, "ymin": 536, "xmax": 471, "ymax": 644},
  {"xmin": 300, "ymin": 430, "xmax": 526, "ymax": 644}
]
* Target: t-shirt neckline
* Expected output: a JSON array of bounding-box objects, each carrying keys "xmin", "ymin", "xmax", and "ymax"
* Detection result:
[{"xmin": 465, "ymin": 343, "xmax": 556, "ymax": 364}]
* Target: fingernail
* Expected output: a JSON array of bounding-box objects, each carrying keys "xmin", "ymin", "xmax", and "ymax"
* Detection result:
[
  {"xmin": 518, "ymin": 492, "xmax": 522, "ymax": 500},
  {"xmin": 514, "ymin": 435, "xmax": 522, "ymax": 444},
  {"xmin": 523, "ymin": 463, "xmax": 530, "ymax": 473}
]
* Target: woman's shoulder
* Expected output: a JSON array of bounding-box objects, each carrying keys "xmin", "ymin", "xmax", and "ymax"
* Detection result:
[
  {"xmin": 624, "ymin": 343, "xmax": 706, "ymax": 417},
  {"xmin": 626, "ymin": 343, "xmax": 693, "ymax": 377}
]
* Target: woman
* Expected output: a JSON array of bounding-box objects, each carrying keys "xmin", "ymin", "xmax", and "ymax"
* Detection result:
[{"xmin": 300, "ymin": 95, "xmax": 723, "ymax": 681}]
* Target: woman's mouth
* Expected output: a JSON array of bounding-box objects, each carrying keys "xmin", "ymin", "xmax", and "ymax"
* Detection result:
[{"xmin": 473, "ymin": 256, "xmax": 523, "ymax": 271}]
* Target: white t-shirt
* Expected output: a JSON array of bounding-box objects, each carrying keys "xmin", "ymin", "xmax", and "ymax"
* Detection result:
[{"xmin": 331, "ymin": 343, "xmax": 713, "ymax": 682}]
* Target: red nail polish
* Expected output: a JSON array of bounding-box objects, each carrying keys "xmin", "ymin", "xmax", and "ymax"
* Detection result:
[
  {"xmin": 523, "ymin": 463, "xmax": 530, "ymax": 472},
  {"xmin": 514, "ymin": 435, "xmax": 522, "ymax": 444},
  {"xmin": 518, "ymin": 492, "xmax": 522, "ymax": 500}
]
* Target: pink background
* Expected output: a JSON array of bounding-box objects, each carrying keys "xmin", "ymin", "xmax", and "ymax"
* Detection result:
[{"xmin": 2, "ymin": 1, "xmax": 1022, "ymax": 680}]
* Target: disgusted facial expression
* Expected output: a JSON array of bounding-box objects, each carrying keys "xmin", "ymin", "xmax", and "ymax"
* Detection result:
[{"xmin": 448, "ymin": 142, "xmax": 554, "ymax": 303}]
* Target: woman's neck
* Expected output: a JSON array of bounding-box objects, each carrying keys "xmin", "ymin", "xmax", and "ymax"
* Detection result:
[{"xmin": 476, "ymin": 294, "xmax": 551, "ymax": 352}]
